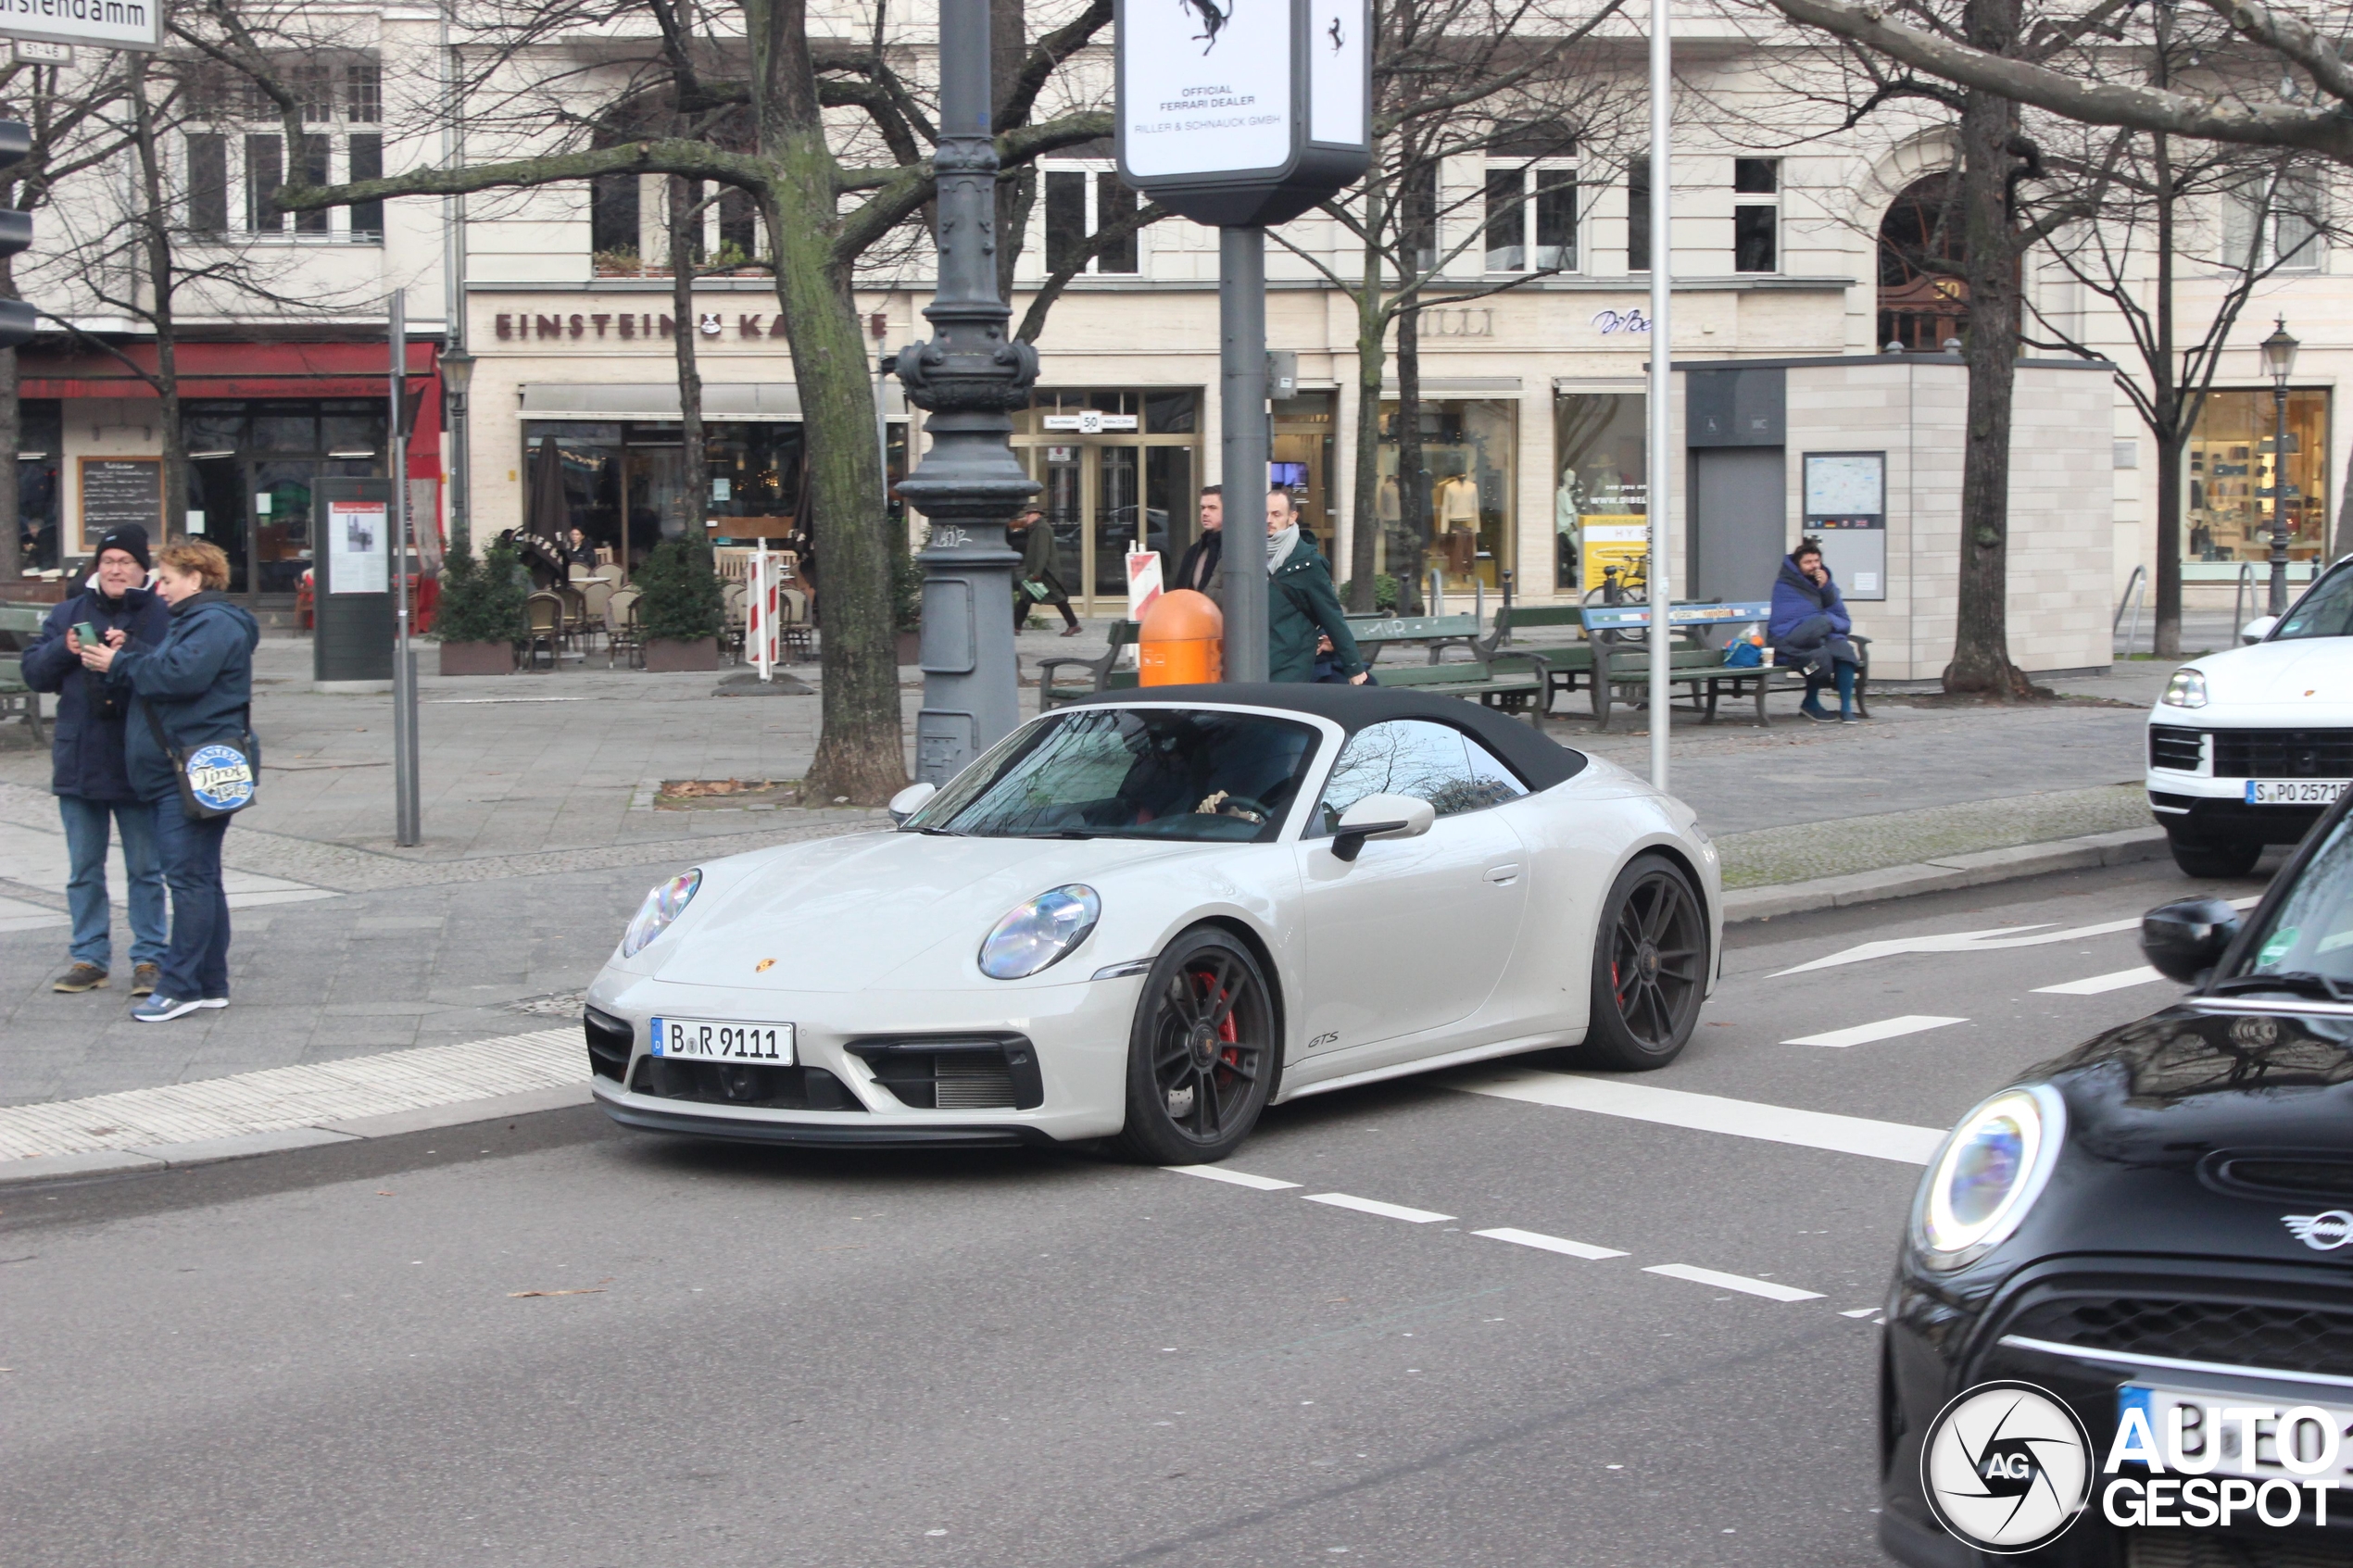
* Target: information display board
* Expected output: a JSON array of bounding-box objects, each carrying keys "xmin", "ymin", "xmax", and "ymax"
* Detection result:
[
  {"xmin": 329, "ymin": 498, "xmax": 389, "ymax": 595},
  {"xmin": 1803, "ymin": 451, "xmax": 1887, "ymax": 601},
  {"xmin": 77, "ymin": 457, "xmax": 162, "ymax": 553}
]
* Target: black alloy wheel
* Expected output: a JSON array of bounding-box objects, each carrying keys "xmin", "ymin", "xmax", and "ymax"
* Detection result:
[
  {"xmin": 1117, "ymin": 926, "xmax": 1277, "ymax": 1163},
  {"xmin": 1579, "ymin": 854, "xmax": 1706, "ymax": 1070}
]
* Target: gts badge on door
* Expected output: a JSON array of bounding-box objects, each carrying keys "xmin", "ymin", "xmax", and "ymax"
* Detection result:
[{"xmin": 1309, "ymin": 1031, "xmax": 1340, "ymax": 1050}]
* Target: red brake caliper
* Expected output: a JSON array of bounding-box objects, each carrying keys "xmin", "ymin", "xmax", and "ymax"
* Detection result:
[{"xmin": 1199, "ymin": 971, "xmax": 1240, "ymax": 1064}]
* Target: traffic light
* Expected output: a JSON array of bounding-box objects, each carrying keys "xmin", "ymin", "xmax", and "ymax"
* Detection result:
[{"xmin": 0, "ymin": 119, "xmax": 36, "ymax": 348}]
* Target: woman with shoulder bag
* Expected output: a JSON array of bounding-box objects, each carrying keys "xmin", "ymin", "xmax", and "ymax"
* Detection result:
[{"xmin": 79, "ymin": 540, "xmax": 261, "ymax": 1022}]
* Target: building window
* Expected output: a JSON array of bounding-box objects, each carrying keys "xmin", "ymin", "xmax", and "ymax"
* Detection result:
[
  {"xmin": 590, "ymin": 173, "xmax": 639, "ymax": 263},
  {"xmin": 1483, "ymin": 160, "xmax": 1577, "ymax": 273},
  {"xmin": 186, "ymin": 133, "xmax": 229, "ymax": 233},
  {"xmin": 1041, "ymin": 165, "xmax": 1141, "ymax": 276},
  {"xmin": 2186, "ymin": 389, "xmax": 2332, "ymax": 566},
  {"xmin": 187, "ymin": 55, "xmax": 384, "ymax": 244},
  {"xmin": 2222, "ymin": 169, "xmax": 2325, "ymax": 273},
  {"xmin": 1401, "ymin": 163, "xmax": 1440, "ymax": 276},
  {"xmin": 1733, "ymin": 157, "xmax": 1778, "ymax": 273},
  {"xmin": 1628, "ymin": 155, "xmax": 1650, "ymax": 272}
]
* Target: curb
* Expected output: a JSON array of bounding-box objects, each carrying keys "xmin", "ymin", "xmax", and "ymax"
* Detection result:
[
  {"xmin": 1722, "ymin": 826, "xmax": 2169, "ymax": 922},
  {"xmin": 0, "ymin": 1084, "xmax": 590, "ymax": 1186}
]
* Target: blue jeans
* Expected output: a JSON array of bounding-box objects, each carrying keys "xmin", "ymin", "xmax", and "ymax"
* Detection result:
[
  {"xmin": 150, "ymin": 802, "xmax": 233, "ymax": 1002},
  {"xmin": 57, "ymin": 794, "xmax": 167, "ymax": 970}
]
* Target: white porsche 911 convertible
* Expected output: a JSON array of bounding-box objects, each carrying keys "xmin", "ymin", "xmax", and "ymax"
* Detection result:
[{"xmin": 584, "ymin": 685, "xmax": 1721, "ymax": 1162}]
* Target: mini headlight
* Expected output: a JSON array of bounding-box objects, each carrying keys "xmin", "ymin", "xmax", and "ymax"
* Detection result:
[
  {"xmin": 979, "ymin": 884, "xmax": 1101, "ymax": 980},
  {"xmin": 2162, "ymin": 669, "xmax": 2208, "ymax": 709},
  {"xmin": 1914, "ymin": 1085, "xmax": 2065, "ymax": 1268},
  {"xmin": 622, "ymin": 869, "xmax": 701, "ymax": 958}
]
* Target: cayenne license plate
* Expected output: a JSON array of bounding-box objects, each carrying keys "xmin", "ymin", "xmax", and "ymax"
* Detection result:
[
  {"xmin": 2120, "ymin": 1384, "xmax": 2353, "ymax": 1480},
  {"xmin": 648, "ymin": 1016, "xmax": 796, "ymax": 1063},
  {"xmin": 2245, "ymin": 780, "xmax": 2347, "ymax": 806}
]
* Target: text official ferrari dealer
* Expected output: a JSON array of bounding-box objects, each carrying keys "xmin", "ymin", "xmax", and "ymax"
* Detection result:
[{"xmin": 581, "ymin": 687, "xmax": 1720, "ymax": 1162}]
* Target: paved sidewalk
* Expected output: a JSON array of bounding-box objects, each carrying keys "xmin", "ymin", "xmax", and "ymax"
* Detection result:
[{"xmin": 0, "ymin": 630, "xmax": 2171, "ymax": 1113}]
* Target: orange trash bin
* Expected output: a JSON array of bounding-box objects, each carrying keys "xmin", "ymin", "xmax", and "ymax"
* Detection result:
[{"xmin": 1138, "ymin": 589, "xmax": 1224, "ymax": 686}]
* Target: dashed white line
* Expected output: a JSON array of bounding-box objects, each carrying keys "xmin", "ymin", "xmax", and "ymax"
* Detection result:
[
  {"xmin": 1642, "ymin": 1264, "xmax": 1825, "ymax": 1303},
  {"xmin": 1302, "ymin": 1193, "xmax": 1455, "ymax": 1224},
  {"xmin": 1840, "ymin": 1307, "xmax": 1881, "ymax": 1319},
  {"xmin": 1452, "ymin": 1069, "xmax": 1944, "ymax": 1165},
  {"xmin": 1472, "ymin": 1227, "xmax": 1629, "ymax": 1261},
  {"xmin": 1162, "ymin": 1164, "xmax": 1302, "ymax": 1191},
  {"xmin": 2032, "ymin": 966, "xmax": 2165, "ymax": 996},
  {"xmin": 1780, "ymin": 1014, "xmax": 1968, "ymax": 1048}
]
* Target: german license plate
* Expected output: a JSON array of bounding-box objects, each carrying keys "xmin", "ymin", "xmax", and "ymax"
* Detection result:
[
  {"xmin": 2119, "ymin": 1384, "xmax": 2353, "ymax": 1480},
  {"xmin": 648, "ymin": 1016, "xmax": 795, "ymax": 1063},
  {"xmin": 2245, "ymin": 781, "xmax": 2347, "ymax": 805}
]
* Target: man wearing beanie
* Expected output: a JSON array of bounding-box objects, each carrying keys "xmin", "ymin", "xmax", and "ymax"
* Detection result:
[{"xmin": 21, "ymin": 524, "xmax": 171, "ymax": 994}]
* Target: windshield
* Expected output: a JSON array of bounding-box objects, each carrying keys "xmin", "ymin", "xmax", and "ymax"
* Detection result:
[
  {"xmin": 2272, "ymin": 565, "xmax": 2353, "ymax": 641},
  {"xmin": 908, "ymin": 707, "xmax": 1320, "ymax": 843},
  {"xmin": 2229, "ymin": 811, "xmax": 2353, "ymax": 989}
]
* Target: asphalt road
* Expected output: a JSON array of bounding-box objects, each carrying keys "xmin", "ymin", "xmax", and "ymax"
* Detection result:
[{"xmin": 0, "ymin": 857, "xmax": 2265, "ymax": 1568}]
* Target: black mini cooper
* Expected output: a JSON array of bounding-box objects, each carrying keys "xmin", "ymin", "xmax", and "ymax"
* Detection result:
[{"xmin": 1881, "ymin": 792, "xmax": 2353, "ymax": 1567}]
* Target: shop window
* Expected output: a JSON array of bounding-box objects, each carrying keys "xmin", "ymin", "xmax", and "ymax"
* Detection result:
[
  {"xmin": 1553, "ymin": 392, "xmax": 1647, "ymax": 591},
  {"xmin": 1483, "ymin": 161, "xmax": 1578, "ymax": 273},
  {"xmin": 2221, "ymin": 169, "xmax": 2325, "ymax": 273},
  {"xmin": 1627, "ymin": 155, "xmax": 1651, "ymax": 272},
  {"xmin": 1733, "ymin": 157, "xmax": 1778, "ymax": 273},
  {"xmin": 1041, "ymin": 165, "xmax": 1140, "ymax": 276},
  {"xmin": 2185, "ymin": 389, "xmax": 2331, "ymax": 565},
  {"xmin": 1374, "ymin": 397, "xmax": 1516, "ymax": 592},
  {"xmin": 16, "ymin": 399, "xmax": 60, "ymax": 570}
]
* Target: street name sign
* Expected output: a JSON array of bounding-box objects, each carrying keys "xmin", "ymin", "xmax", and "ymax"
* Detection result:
[{"xmin": 0, "ymin": 0, "xmax": 161, "ymax": 53}]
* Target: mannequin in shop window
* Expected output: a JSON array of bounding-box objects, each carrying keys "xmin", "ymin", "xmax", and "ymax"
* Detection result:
[{"xmin": 1433, "ymin": 470, "xmax": 1480, "ymax": 576}]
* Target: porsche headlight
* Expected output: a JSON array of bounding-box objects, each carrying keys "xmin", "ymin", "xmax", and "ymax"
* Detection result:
[
  {"xmin": 1914, "ymin": 1085, "xmax": 2065, "ymax": 1268},
  {"xmin": 979, "ymin": 884, "xmax": 1100, "ymax": 980},
  {"xmin": 622, "ymin": 869, "xmax": 701, "ymax": 959},
  {"xmin": 2162, "ymin": 669, "xmax": 2209, "ymax": 709}
]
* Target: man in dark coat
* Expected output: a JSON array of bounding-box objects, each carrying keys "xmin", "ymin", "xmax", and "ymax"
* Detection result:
[
  {"xmin": 1172, "ymin": 485, "xmax": 1224, "ymax": 602},
  {"xmin": 1265, "ymin": 487, "xmax": 1368, "ymax": 684},
  {"xmin": 1768, "ymin": 536, "xmax": 1861, "ymax": 722},
  {"xmin": 1013, "ymin": 507, "xmax": 1081, "ymax": 635},
  {"xmin": 19, "ymin": 525, "xmax": 171, "ymax": 994}
]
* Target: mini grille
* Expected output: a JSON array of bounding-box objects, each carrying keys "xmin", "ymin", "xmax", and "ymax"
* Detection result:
[
  {"xmin": 2007, "ymin": 1296, "xmax": 2353, "ymax": 1380},
  {"xmin": 934, "ymin": 1060, "xmax": 1017, "ymax": 1110},
  {"xmin": 2150, "ymin": 725, "xmax": 2206, "ymax": 772},
  {"xmin": 2211, "ymin": 729, "xmax": 2353, "ymax": 780},
  {"xmin": 2130, "ymin": 1536, "xmax": 2353, "ymax": 1568}
]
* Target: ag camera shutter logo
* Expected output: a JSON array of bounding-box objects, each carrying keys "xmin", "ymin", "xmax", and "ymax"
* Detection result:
[{"xmin": 1921, "ymin": 1381, "xmax": 2093, "ymax": 1553}]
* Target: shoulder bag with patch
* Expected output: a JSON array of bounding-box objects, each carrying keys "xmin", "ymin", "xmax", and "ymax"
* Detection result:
[{"xmin": 145, "ymin": 702, "xmax": 260, "ymax": 820}]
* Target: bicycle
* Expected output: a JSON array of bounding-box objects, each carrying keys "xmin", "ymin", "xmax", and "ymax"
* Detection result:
[{"xmin": 1583, "ymin": 554, "xmax": 1650, "ymax": 646}]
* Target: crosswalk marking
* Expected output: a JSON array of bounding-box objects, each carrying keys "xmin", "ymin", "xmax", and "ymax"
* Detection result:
[
  {"xmin": 1780, "ymin": 1014, "xmax": 1967, "ymax": 1048},
  {"xmin": 2033, "ymin": 966, "xmax": 2165, "ymax": 996},
  {"xmin": 1472, "ymin": 1227, "xmax": 1629, "ymax": 1261},
  {"xmin": 1302, "ymin": 1192, "xmax": 1454, "ymax": 1223},
  {"xmin": 1643, "ymin": 1263, "xmax": 1825, "ymax": 1302},
  {"xmin": 1162, "ymin": 1164, "xmax": 1302, "ymax": 1190},
  {"xmin": 1771, "ymin": 918, "xmax": 2139, "ymax": 977},
  {"xmin": 1452, "ymin": 1069, "xmax": 1944, "ymax": 1165}
]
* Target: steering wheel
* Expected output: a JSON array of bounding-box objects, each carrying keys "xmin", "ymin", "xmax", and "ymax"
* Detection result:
[{"xmin": 1215, "ymin": 795, "xmax": 1275, "ymax": 823}]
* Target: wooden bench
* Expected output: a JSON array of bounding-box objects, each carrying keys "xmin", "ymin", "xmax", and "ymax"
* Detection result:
[
  {"xmin": 0, "ymin": 602, "xmax": 50, "ymax": 745},
  {"xmin": 1038, "ymin": 620, "xmax": 1141, "ymax": 712},
  {"xmin": 1342, "ymin": 612, "xmax": 1479, "ymax": 667},
  {"xmin": 1579, "ymin": 602, "xmax": 1870, "ymax": 729},
  {"xmin": 1370, "ymin": 649, "xmax": 1554, "ymax": 733}
]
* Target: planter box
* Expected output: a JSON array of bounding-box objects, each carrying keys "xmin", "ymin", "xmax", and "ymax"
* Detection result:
[
  {"xmin": 437, "ymin": 640, "xmax": 515, "ymax": 676},
  {"xmin": 644, "ymin": 636, "xmax": 720, "ymax": 672}
]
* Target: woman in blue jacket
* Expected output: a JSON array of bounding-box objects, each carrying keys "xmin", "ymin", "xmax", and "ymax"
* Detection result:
[
  {"xmin": 79, "ymin": 539, "xmax": 259, "ymax": 1022},
  {"xmin": 1768, "ymin": 537, "xmax": 1862, "ymax": 722}
]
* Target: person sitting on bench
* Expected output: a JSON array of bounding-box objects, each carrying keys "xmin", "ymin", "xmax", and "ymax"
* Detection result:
[{"xmin": 1768, "ymin": 537, "xmax": 1863, "ymax": 724}]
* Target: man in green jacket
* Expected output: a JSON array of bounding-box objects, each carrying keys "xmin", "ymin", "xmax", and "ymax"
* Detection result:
[
  {"xmin": 1012, "ymin": 507, "xmax": 1081, "ymax": 635},
  {"xmin": 1265, "ymin": 487, "xmax": 1368, "ymax": 684}
]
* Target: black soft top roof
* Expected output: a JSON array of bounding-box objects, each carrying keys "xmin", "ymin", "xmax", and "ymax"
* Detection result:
[{"xmin": 1064, "ymin": 683, "xmax": 1590, "ymax": 790}]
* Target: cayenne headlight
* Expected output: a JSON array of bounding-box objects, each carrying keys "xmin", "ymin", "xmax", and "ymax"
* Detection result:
[
  {"xmin": 2162, "ymin": 669, "xmax": 2209, "ymax": 709},
  {"xmin": 979, "ymin": 884, "xmax": 1100, "ymax": 979},
  {"xmin": 622, "ymin": 869, "xmax": 701, "ymax": 958},
  {"xmin": 1913, "ymin": 1085, "xmax": 2066, "ymax": 1269}
]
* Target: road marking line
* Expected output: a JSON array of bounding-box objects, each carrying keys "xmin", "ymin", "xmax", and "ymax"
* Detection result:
[
  {"xmin": 2033, "ymin": 966, "xmax": 2165, "ymax": 996},
  {"xmin": 1643, "ymin": 1263, "xmax": 1825, "ymax": 1302},
  {"xmin": 1163, "ymin": 1164, "xmax": 1302, "ymax": 1191},
  {"xmin": 1773, "ymin": 918, "xmax": 2139, "ymax": 977},
  {"xmin": 1452, "ymin": 1069, "xmax": 1944, "ymax": 1165},
  {"xmin": 1303, "ymin": 1192, "xmax": 1454, "ymax": 1223},
  {"xmin": 1780, "ymin": 1014, "xmax": 1968, "ymax": 1048},
  {"xmin": 1472, "ymin": 1226, "xmax": 1629, "ymax": 1261},
  {"xmin": 1841, "ymin": 1307, "xmax": 1881, "ymax": 1318}
]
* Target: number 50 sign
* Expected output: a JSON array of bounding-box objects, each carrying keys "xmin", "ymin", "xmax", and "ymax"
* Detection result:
[{"xmin": 1114, "ymin": 0, "xmax": 1370, "ymax": 227}]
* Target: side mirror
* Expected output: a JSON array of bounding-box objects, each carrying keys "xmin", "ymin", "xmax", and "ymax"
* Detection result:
[
  {"xmin": 2142, "ymin": 897, "xmax": 2241, "ymax": 984},
  {"xmin": 1330, "ymin": 793, "xmax": 1437, "ymax": 863},
  {"xmin": 887, "ymin": 781, "xmax": 937, "ymax": 825},
  {"xmin": 2241, "ymin": 616, "xmax": 2278, "ymax": 645}
]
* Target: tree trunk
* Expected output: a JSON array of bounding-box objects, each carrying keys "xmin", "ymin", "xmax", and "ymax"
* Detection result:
[
  {"xmin": 1395, "ymin": 300, "xmax": 1428, "ymax": 614},
  {"xmin": 2148, "ymin": 52, "xmax": 2181, "ymax": 660},
  {"xmin": 1943, "ymin": 66, "xmax": 2026, "ymax": 695},
  {"xmin": 1343, "ymin": 175, "xmax": 1389, "ymax": 612},
  {"xmin": 129, "ymin": 56, "xmax": 185, "ymax": 541},
  {"xmin": 670, "ymin": 179, "xmax": 709, "ymax": 536},
  {"xmin": 0, "ymin": 328, "xmax": 18, "ymax": 585}
]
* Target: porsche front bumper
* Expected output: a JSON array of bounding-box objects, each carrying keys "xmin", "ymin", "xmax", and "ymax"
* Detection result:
[{"xmin": 582, "ymin": 969, "xmax": 1143, "ymax": 1147}]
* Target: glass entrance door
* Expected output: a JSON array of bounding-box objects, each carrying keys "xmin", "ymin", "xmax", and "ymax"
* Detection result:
[
  {"xmin": 1019, "ymin": 434, "xmax": 1197, "ymax": 615},
  {"xmin": 192, "ymin": 458, "xmax": 249, "ymax": 594},
  {"xmin": 251, "ymin": 460, "xmax": 319, "ymax": 594}
]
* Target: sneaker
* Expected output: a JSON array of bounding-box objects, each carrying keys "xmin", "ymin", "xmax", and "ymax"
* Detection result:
[
  {"xmin": 132, "ymin": 963, "xmax": 159, "ymax": 997},
  {"xmin": 1800, "ymin": 706, "xmax": 1838, "ymax": 723},
  {"xmin": 196, "ymin": 997, "xmax": 230, "ymax": 1010},
  {"xmin": 132, "ymin": 995, "xmax": 204, "ymax": 1022},
  {"xmin": 1840, "ymin": 711, "xmax": 1863, "ymax": 724},
  {"xmin": 1060, "ymin": 624, "xmax": 1084, "ymax": 637},
  {"xmin": 52, "ymin": 962, "xmax": 109, "ymax": 993}
]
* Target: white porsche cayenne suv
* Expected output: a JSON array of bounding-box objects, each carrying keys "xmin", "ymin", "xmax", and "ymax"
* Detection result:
[{"xmin": 2147, "ymin": 556, "xmax": 2353, "ymax": 877}]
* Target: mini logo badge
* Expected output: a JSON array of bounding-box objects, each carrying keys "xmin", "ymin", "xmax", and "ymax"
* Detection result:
[
  {"xmin": 755, "ymin": 958, "xmax": 776, "ymax": 973},
  {"xmin": 1921, "ymin": 1381, "xmax": 2092, "ymax": 1553},
  {"xmin": 2284, "ymin": 1210, "xmax": 2353, "ymax": 1251}
]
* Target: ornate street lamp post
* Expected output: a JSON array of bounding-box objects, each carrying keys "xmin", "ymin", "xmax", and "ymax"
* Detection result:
[
  {"xmin": 2259, "ymin": 317, "xmax": 2298, "ymax": 616},
  {"xmin": 437, "ymin": 344, "xmax": 475, "ymax": 558},
  {"xmin": 887, "ymin": 0, "xmax": 1040, "ymax": 785}
]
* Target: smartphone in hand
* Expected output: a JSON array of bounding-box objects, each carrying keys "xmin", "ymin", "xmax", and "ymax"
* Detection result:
[{"xmin": 73, "ymin": 621, "xmax": 97, "ymax": 647}]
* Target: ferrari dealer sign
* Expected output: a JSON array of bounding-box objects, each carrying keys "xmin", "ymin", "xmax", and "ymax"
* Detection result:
[
  {"xmin": 1120, "ymin": 0, "xmax": 1293, "ymax": 179},
  {"xmin": 0, "ymin": 0, "xmax": 162, "ymax": 53}
]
